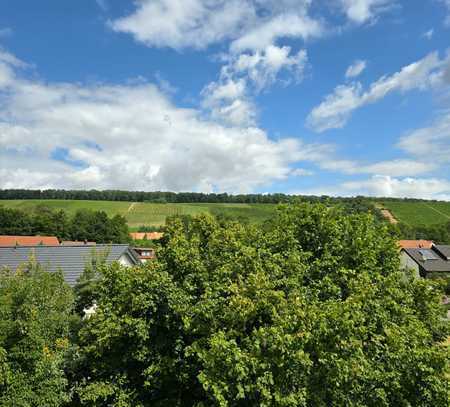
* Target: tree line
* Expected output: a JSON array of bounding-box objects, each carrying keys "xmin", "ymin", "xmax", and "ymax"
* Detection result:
[
  {"xmin": 0, "ymin": 206, "xmax": 130, "ymax": 244},
  {"xmin": 0, "ymin": 188, "xmax": 421, "ymax": 206},
  {"xmin": 389, "ymin": 221, "xmax": 450, "ymax": 245},
  {"xmin": 0, "ymin": 204, "xmax": 448, "ymax": 406}
]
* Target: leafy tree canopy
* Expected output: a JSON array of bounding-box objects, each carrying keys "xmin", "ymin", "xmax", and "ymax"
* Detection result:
[
  {"xmin": 0, "ymin": 262, "xmax": 75, "ymax": 407},
  {"xmin": 74, "ymin": 203, "xmax": 450, "ymax": 406}
]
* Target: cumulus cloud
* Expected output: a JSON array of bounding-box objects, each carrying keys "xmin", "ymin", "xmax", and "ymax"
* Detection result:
[
  {"xmin": 110, "ymin": 1, "xmax": 322, "ymax": 51},
  {"xmin": 342, "ymin": 175, "xmax": 450, "ymax": 200},
  {"xmin": 319, "ymin": 157, "xmax": 435, "ymax": 177},
  {"xmin": 202, "ymin": 45, "xmax": 308, "ymax": 125},
  {"xmin": 338, "ymin": 0, "xmax": 394, "ymax": 24},
  {"xmin": 345, "ymin": 59, "xmax": 367, "ymax": 78},
  {"xmin": 398, "ymin": 112, "xmax": 450, "ymax": 164},
  {"xmin": 0, "ymin": 49, "xmax": 325, "ymax": 193},
  {"xmin": 229, "ymin": 12, "xmax": 322, "ymax": 53},
  {"xmin": 307, "ymin": 51, "xmax": 449, "ymax": 132}
]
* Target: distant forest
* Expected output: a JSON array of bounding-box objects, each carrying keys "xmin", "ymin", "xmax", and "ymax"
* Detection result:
[
  {"xmin": 0, "ymin": 206, "xmax": 130, "ymax": 244},
  {"xmin": 0, "ymin": 188, "xmax": 443, "ymax": 204}
]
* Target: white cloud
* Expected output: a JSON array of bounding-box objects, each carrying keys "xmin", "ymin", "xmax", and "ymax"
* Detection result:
[
  {"xmin": 342, "ymin": 175, "xmax": 450, "ymax": 200},
  {"xmin": 201, "ymin": 78, "xmax": 256, "ymax": 126},
  {"xmin": 202, "ymin": 45, "xmax": 308, "ymax": 125},
  {"xmin": 338, "ymin": 0, "xmax": 394, "ymax": 24},
  {"xmin": 307, "ymin": 51, "xmax": 448, "ymax": 132},
  {"xmin": 110, "ymin": 1, "xmax": 322, "ymax": 52},
  {"xmin": 110, "ymin": 0, "xmax": 257, "ymax": 50},
  {"xmin": 229, "ymin": 13, "xmax": 323, "ymax": 53},
  {"xmin": 232, "ymin": 46, "xmax": 308, "ymax": 90},
  {"xmin": 0, "ymin": 49, "xmax": 325, "ymax": 193},
  {"xmin": 345, "ymin": 59, "xmax": 367, "ymax": 78},
  {"xmin": 359, "ymin": 159, "xmax": 436, "ymax": 176},
  {"xmin": 422, "ymin": 29, "xmax": 434, "ymax": 40},
  {"xmin": 318, "ymin": 157, "xmax": 435, "ymax": 177},
  {"xmin": 398, "ymin": 112, "xmax": 450, "ymax": 164}
]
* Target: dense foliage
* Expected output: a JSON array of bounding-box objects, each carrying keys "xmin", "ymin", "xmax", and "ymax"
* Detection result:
[
  {"xmin": 0, "ymin": 206, "xmax": 130, "ymax": 243},
  {"xmin": 0, "ymin": 263, "xmax": 75, "ymax": 406},
  {"xmin": 390, "ymin": 221, "xmax": 450, "ymax": 245},
  {"xmin": 71, "ymin": 204, "xmax": 449, "ymax": 406},
  {"xmin": 1, "ymin": 203, "xmax": 448, "ymax": 406}
]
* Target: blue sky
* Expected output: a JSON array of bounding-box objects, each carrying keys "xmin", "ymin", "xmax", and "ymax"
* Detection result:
[{"xmin": 0, "ymin": 0, "xmax": 450, "ymax": 198}]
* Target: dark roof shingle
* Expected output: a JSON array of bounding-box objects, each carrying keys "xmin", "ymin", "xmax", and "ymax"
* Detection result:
[
  {"xmin": 403, "ymin": 246, "xmax": 450, "ymax": 273},
  {"xmin": 0, "ymin": 244, "xmax": 139, "ymax": 286}
]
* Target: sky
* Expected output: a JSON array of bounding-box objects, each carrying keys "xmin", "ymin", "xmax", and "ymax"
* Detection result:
[{"xmin": 0, "ymin": 0, "xmax": 450, "ymax": 198}]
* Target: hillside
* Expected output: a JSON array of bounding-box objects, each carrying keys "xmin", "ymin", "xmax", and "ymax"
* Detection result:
[
  {"xmin": 379, "ymin": 201, "xmax": 450, "ymax": 226},
  {"xmin": 3, "ymin": 198, "xmax": 450, "ymax": 229},
  {"xmin": 0, "ymin": 200, "xmax": 277, "ymax": 229}
]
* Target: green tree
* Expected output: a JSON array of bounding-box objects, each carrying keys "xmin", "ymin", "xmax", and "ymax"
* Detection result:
[
  {"xmin": 75, "ymin": 204, "xmax": 450, "ymax": 406},
  {"xmin": 0, "ymin": 261, "xmax": 74, "ymax": 406}
]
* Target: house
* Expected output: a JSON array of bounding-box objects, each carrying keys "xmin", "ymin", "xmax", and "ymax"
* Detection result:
[
  {"xmin": 398, "ymin": 240, "xmax": 434, "ymax": 250},
  {"xmin": 400, "ymin": 244, "xmax": 450, "ymax": 279},
  {"xmin": 130, "ymin": 232, "xmax": 163, "ymax": 241},
  {"xmin": 0, "ymin": 244, "xmax": 140, "ymax": 286},
  {"xmin": 133, "ymin": 247, "xmax": 156, "ymax": 263},
  {"xmin": 0, "ymin": 235, "xmax": 60, "ymax": 246}
]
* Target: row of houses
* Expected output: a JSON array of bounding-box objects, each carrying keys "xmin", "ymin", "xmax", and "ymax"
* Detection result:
[{"xmin": 0, "ymin": 232, "xmax": 163, "ymax": 247}]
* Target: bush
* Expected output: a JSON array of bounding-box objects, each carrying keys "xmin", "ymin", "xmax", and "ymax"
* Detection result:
[{"xmin": 0, "ymin": 262, "xmax": 75, "ymax": 406}]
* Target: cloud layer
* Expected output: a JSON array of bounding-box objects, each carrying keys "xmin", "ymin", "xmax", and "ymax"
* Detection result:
[{"xmin": 0, "ymin": 51, "xmax": 318, "ymax": 192}]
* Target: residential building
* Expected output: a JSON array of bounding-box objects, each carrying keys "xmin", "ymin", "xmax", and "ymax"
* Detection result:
[
  {"xmin": 400, "ymin": 244, "xmax": 450, "ymax": 279},
  {"xmin": 0, "ymin": 244, "xmax": 140, "ymax": 286}
]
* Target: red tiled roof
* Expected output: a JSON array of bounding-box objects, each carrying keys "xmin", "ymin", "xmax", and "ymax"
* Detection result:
[
  {"xmin": 130, "ymin": 232, "xmax": 163, "ymax": 240},
  {"xmin": 398, "ymin": 240, "xmax": 434, "ymax": 249},
  {"xmin": 0, "ymin": 235, "xmax": 59, "ymax": 246}
]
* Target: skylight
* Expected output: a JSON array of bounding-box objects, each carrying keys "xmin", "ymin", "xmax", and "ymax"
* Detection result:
[{"xmin": 419, "ymin": 249, "xmax": 439, "ymax": 261}]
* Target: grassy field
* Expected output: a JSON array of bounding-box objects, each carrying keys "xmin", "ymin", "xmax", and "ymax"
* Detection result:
[
  {"xmin": 4, "ymin": 198, "xmax": 450, "ymax": 228},
  {"xmin": 0, "ymin": 200, "xmax": 278, "ymax": 229},
  {"xmin": 380, "ymin": 201, "xmax": 450, "ymax": 226}
]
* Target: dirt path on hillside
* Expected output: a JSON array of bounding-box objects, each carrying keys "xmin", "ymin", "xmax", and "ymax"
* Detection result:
[
  {"xmin": 423, "ymin": 203, "xmax": 450, "ymax": 220},
  {"xmin": 375, "ymin": 204, "xmax": 398, "ymax": 224},
  {"xmin": 127, "ymin": 202, "xmax": 137, "ymax": 213},
  {"xmin": 381, "ymin": 209, "xmax": 398, "ymax": 224}
]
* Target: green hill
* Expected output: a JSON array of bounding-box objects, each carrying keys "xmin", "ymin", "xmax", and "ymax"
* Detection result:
[
  {"xmin": 0, "ymin": 200, "xmax": 277, "ymax": 229},
  {"xmin": 378, "ymin": 200, "xmax": 450, "ymax": 226},
  {"xmin": 3, "ymin": 198, "xmax": 450, "ymax": 229}
]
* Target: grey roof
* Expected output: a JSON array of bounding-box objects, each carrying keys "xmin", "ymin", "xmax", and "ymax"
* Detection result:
[
  {"xmin": 403, "ymin": 246, "xmax": 450, "ymax": 273},
  {"xmin": 434, "ymin": 245, "xmax": 450, "ymax": 260},
  {"xmin": 0, "ymin": 244, "xmax": 139, "ymax": 287}
]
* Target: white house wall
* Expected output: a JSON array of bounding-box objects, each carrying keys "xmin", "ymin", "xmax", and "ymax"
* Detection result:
[{"xmin": 400, "ymin": 251, "xmax": 420, "ymax": 278}]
